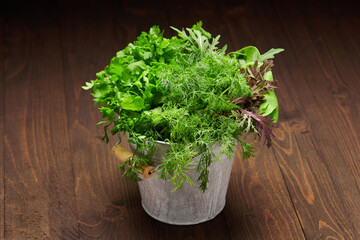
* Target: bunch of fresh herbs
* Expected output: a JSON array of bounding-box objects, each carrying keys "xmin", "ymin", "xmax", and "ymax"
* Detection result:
[{"xmin": 83, "ymin": 22, "xmax": 283, "ymax": 191}]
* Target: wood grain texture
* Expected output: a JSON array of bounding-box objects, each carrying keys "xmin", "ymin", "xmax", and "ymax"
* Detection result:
[
  {"xmin": 3, "ymin": 6, "xmax": 79, "ymax": 239},
  {"xmin": 247, "ymin": 1, "xmax": 360, "ymax": 238},
  {"xmin": 0, "ymin": 12, "xmax": 5, "ymax": 240},
  {"xmin": 2, "ymin": 0, "xmax": 360, "ymax": 239},
  {"xmin": 59, "ymin": 3, "xmax": 158, "ymax": 239},
  {"xmin": 274, "ymin": 8, "xmax": 360, "ymax": 240},
  {"xmin": 225, "ymin": 144, "xmax": 306, "ymax": 240},
  {"xmin": 208, "ymin": 4, "xmax": 306, "ymax": 239}
]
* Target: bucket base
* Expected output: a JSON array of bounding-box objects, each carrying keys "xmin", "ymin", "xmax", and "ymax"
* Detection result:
[{"xmin": 141, "ymin": 200, "xmax": 226, "ymax": 225}]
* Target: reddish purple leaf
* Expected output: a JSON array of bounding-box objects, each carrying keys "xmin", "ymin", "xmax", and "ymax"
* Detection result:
[{"xmin": 241, "ymin": 110, "xmax": 278, "ymax": 147}]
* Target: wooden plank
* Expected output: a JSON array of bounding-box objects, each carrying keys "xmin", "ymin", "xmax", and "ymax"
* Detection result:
[
  {"xmin": 236, "ymin": 1, "xmax": 360, "ymax": 238},
  {"xmin": 300, "ymin": 7, "xmax": 360, "ymax": 138},
  {"xmin": 59, "ymin": 3, "xmax": 159, "ymax": 239},
  {"xmin": 297, "ymin": 6, "xmax": 360, "ymax": 193},
  {"xmin": 332, "ymin": 17, "xmax": 360, "ymax": 138},
  {"xmin": 0, "ymin": 13, "xmax": 4, "ymax": 240},
  {"xmin": 276, "ymin": 9, "xmax": 360, "ymax": 239},
  {"xmin": 224, "ymin": 144, "xmax": 306, "ymax": 239},
  {"xmin": 3, "ymin": 8, "xmax": 79, "ymax": 239},
  {"xmin": 4, "ymin": 1, "xmax": 359, "ymax": 239}
]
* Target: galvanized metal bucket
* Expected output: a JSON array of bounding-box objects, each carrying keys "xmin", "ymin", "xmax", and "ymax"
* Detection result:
[{"xmin": 129, "ymin": 141, "xmax": 234, "ymax": 225}]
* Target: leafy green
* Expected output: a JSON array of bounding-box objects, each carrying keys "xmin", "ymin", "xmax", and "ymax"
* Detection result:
[
  {"xmin": 258, "ymin": 48, "xmax": 285, "ymax": 62},
  {"xmin": 231, "ymin": 46, "xmax": 261, "ymax": 67},
  {"xmin": 259, "ymin": 91, "xmax": 279, "ymax": 123},
  {"xmin": 120, "ymin": 95, "xmax": 145, "ymax": 111},
  {"xmin": 83, "ymin": 22, "xmax": 283, "ymax": 191}
]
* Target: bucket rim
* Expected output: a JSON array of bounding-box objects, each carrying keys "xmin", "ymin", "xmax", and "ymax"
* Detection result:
[{"xmin": 154, "ymin": 139, "xmax": 170, "ymax": 145}]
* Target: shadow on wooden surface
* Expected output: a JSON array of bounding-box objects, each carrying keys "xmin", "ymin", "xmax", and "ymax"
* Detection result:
[{"xmin": 2, "ymin": 0, "xmax": 360, "ymax": 239}]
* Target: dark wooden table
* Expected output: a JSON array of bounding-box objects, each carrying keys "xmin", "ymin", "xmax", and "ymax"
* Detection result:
[{"xmin": 2, "ymin": 0, "xmax": 360, "ymax": 239}]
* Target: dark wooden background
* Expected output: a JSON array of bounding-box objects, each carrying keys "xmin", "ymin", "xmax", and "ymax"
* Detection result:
[{"xmin": 1, "ymin": 0, "xmax": 360, "ymax": 239}]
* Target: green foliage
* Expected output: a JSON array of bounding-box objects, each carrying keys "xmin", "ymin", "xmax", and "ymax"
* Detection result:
[
  {"xmin": 240, "ymin": 141, "xmax": 256, "ymax": 160},
  {"xmin": 83, "ymin": 22, "xmax": 283, "ymax": 191},
  {"xmin": 230, "ymin": 46, "xmax": 261, "ymax": 67},
  {"xmin": 259, "ymin": 91, "xmax": 279, "ymax": 123},
  {"xmin": 258, "ymin": 48, "xmax": 285, "ymax": 62}
]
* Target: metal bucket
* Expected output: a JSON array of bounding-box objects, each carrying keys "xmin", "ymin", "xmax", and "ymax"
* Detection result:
[{"xmin": 129, "ymin": 141, "xmax": 234, "ymax": 225}]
